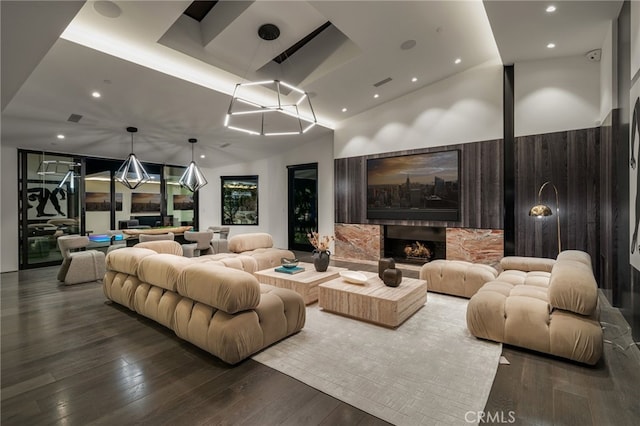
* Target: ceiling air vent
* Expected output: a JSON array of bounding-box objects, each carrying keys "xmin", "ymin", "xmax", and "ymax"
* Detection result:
[
  {"xmin": 67, "ymin": 114, "xmax": 83, "ymax": 123},
  {"xmin": 373, "ymin": 77, "xmax": 392, "ymax": 87}
]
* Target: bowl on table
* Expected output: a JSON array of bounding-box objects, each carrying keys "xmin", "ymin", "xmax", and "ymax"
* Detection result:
[{"xmin": 280, "ymin": 258, "xmax": 299, "ymax": 269}]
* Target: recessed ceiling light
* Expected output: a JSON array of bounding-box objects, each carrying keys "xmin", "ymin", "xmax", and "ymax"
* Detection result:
[
  {"xmin": 411, "ymin": 77, "xmax": 418, "ymax": 82},
  {"xmin": 57, "ymin": 134, "xmax": 65, "ymax": 139},
  {"xmin": 400, "ymin": 39, "xmax": 417, "ymax": 50},
  {"xmin": 200, "ymin": 154, "xmax": 205, "ymax": 159},
  {"xmin": 91, "ymin": 91, "xmax": 101, "ymax": 98},
  {"xmin": 547, "ymin": 43, "xmax": 556, "ymax": 49},
  {"xmin": 374, "ymin": 94, "xmax": 379, "ymax": 99},
  {"xmin": 546, "ymin": 5, "xmax": 556, "ymax": 13},
  {"xmin": 341, "ymin": 107, "xmax": 348, "ymax": 112},
  {"xmin": 454, "ymin": 58, "xmax": 462, "ymax": 64}
]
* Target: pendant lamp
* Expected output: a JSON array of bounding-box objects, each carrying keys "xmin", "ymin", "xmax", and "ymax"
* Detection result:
[
  {"xmin": 115, "ymin": 126, "xmax": 150, "ymax": 189},
  {"xmin": 179, "ymin": 138, "xmax": 208, "ymax": 192},
  {"xmin": 58, "ymin": 169, "xmax": 77, "ymax": 192},
  {"xmin": 224, "ymin": 23, "xmax": 317, "ymax": 136}
]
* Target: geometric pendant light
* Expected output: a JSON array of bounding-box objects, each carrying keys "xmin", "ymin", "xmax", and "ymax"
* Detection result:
[
  {"xmin": 178, "ymin": 138, "xmax": 208, "ymax": 192},
  {"xmin": 114, "ymin": 126, "xmax": 150, "ymax": 190}
]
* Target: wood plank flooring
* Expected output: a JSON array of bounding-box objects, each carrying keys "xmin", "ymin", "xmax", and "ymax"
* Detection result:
[{"xmin": 2, "ymin": 258, "xmax": 640, "ymax": 425}]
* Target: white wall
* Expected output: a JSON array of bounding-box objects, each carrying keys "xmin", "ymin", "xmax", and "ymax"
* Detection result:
[
  {"xmin": 515, "ymin": 55, "xmax": 601, "ymax": 137},
  {"xmin": 600, "ymin": 21, "xmax": 617, "ymax": 121},
  {"xmin": 1, "ymin": 145, "xmax": 19, "ymax": 272},
  {"xmin": 198, "ymin": 132, "xmax": 335, "ymax": 249},
  {"xmin": 333, "ymin": 59, "xmax": 504, "ymax": 159}
]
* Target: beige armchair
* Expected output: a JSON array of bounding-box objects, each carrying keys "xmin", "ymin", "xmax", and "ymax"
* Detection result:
[
  {"xmin": 138, "ymin": 232, "xmax": 174, "ymax": 242},
  {"xmin": 182, "ymin": 230, "xmax": 214, "ymax": 257},
  {"xmin": 57, "ymin": 235, "xmax": 106, "ymax": 285},
  {"xmin": 208, "ymin": 226, "xmax": 230, "ymax": 253}
]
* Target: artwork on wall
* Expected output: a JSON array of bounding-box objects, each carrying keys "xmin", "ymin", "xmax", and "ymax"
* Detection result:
[
  {"xmin": 173, "ymin": 194, "xmax": 194, "ymax": 210},
  {"xmin": 86, "ymin": 192, "xmax": 123, "ymax": 211},
  {"xmin": 221, "ymin": 175, "xmax": 258, "ymax": 225},
  {"xmin": 366, "ymin": 150, "xmax": 460, "ymax": 221},
  {"xmin": 131, "ymin": 193, "xmax": 161, "ymax": 213},
  {"xmin": 26, "ymin": 181, "xmax": 69, "ymax": 220},
  {"xmin": 630, "ymin": 77, "xmax": 640, "ymax": 268}
]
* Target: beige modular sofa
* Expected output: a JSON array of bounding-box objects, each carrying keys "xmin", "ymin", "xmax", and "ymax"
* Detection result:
[
  {"xmin": 466, "ymin": 250, "xmax": 603, "ymax": 365},
  {"xmin": 103, "ymin": 240, "xmax": 305, "ymax": 364},
  {"xmin": 419, "ymin": 260, "xmax": 499, "ymax": 298}
]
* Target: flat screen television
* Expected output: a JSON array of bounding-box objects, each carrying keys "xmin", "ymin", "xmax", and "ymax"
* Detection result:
[{"xmin": 367, "ymin": 150, "xmax": 460, "ymax": 221}]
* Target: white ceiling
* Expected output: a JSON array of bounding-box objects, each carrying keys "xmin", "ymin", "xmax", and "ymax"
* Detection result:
[{"xmin": 0, "ymin": 0, "xmax": 623, "ymax": 168}]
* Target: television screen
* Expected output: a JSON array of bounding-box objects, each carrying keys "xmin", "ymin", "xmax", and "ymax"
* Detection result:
[{"xmin": 367, "ymin": 150, "xmax": 460, "ymax": 221}]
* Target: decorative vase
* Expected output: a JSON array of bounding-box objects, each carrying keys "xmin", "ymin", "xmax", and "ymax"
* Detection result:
[
  {"xmin": 378, "ymin": 257, "xmax": 395, "ymax": 279},
  {"xmin": 313, "ymin": 250, "xmax": 331, "ymax": 272},
  {"xmin": 383, "ymin": 268, "xmax": 402, "ymax": 287}
]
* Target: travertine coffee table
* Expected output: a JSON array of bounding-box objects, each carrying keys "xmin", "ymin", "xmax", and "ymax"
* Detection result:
[
  {"xmin": 254, "ymin": 262, "xmax": 348, "ymax": 304},
  {"xmin": 318, "ymin": 271, "xmax": 428, "ymax": 327}
]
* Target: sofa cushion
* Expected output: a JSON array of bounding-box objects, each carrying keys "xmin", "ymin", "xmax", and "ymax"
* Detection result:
[
  {"xmin": 177, "ymin": 263, "xmax": 261, "ymax": 314},
  {"xmin": 556, "ymin": 250, "xmax": 592, "ymax": 267},
  {"xmin": 495, "ymin": 270, "xmax": 551, "ymax": 287},
  {"xmin": 228, "ymin": 233, "xmax": 273, "ymax": 253},
  {"xmin": 500, "ymin": 256, "xmax": 555, "ymax": 272},
  {"xmin": 548, "ymin": 260, "xmax": 598, "ymax": 315},
  {"xmin": 419, "ymin": 260, "xmax": 498, "ymax": 298},
  {"xmin": 106, "ymin": 247, "xmax": 157, "ymax": 276},
  {"xmin": 134, "ymin": 240, "xmax": 183, "ymax": 255},
  {"xmin": 138, "ymin": 254, "xmax": 194, "ymax": 291}
]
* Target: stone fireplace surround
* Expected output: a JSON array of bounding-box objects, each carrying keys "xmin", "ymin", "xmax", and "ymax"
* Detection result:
[{"xmin": 334, "ymin": 223, "xmax": 504, "ymax": 267}]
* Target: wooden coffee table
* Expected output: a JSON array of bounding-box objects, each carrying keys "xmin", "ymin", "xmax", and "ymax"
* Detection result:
[
  {"xmin": 254, "ymin": 262, "xmax": 348, "ymax": 304},
  {"xmin": 318, "ymin": 271, "xmax": 428, "ymax": 327}
]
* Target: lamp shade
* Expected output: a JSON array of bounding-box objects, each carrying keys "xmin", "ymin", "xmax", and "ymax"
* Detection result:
[
  {"xmin": 115, "ymin": 126, "xmax": 150, "ymax": 190},
  {"xmin": 115, "ymin": 153, "xmax": 151, "ymax": 190},
  {"xmin": 178, "ymin": 138, "xmax": 208, "ymax": 192},
  {"xmin": 179, "ymin": 161, "xmax": 208, "ymax": 192},
  {"xmin": 529, "ymin": 204, "xmax": 553, "ymax": 217}
]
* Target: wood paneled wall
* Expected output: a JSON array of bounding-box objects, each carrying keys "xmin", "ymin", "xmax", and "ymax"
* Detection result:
[
  {"xmin": 334, "ymin": 139, "xmax": 504, "ymax": 229},
  {"xmin": 599, "ymin": 110, "xmax": 620, "ymax": 295},
  {"xmin": 513, "ymin": 127, "xmax": 600, "ymax": 262}
]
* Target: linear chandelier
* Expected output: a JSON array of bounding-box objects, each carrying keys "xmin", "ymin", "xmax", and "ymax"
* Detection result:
[
  {"xmin": 224, "ymin": 80, "xmax": 317, "ymax": 136},
  {"xmin": 179, "ymin": 138, "xmax": 208, "ymax": 192},
  {"xmin": 223, "ymin": 24, "xmax": 317, "ymax": 136},
  {"xmin": 115, "ymin": 126, "xmax": 150, "ymax": 190}
]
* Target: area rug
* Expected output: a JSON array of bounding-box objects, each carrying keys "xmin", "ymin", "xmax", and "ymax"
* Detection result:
[{"xmin": 252, "ymin": 293, "xmax": 501, "ymax": 425}]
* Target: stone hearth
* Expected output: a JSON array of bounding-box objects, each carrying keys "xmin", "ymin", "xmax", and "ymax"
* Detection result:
[{"xmin": 334, "ymin": 223, "xmax": 504, "ymax": 266}]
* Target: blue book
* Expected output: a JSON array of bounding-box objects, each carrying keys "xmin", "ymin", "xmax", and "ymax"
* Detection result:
[{"xmin": 274, "ymin": 266, "xmax": 305, "ymax": 274}]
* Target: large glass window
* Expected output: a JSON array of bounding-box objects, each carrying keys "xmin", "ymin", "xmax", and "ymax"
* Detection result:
[
  {"xmin": 165, "ymin": 165, "xmax": 195, "ymax": 227},
  {"xmin": 18, "ymin": 151, "xmax": 197, "ymax": 269},
  {"xmin": 20, "ymin": 151, "xmax": 82, "ymax": 268}
]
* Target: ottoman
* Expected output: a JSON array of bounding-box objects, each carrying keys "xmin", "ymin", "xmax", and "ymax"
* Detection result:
[{"xmin": 419, "ymin": 260, "xmax": 498, "ymax": 298}]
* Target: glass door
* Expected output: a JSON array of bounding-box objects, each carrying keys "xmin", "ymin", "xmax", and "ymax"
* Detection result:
[
  {"xmin": 19, "ymin": 151, "xmax": 83, "ymax": 268},
  {"xmin": 287, "ymin": 163, "xmax": 318, "ymax": 251}
]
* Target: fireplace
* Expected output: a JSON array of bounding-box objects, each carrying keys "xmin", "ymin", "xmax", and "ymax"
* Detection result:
[{"xmin": 384, "ymin": 225, "xmax": 446, "ymax": 265}]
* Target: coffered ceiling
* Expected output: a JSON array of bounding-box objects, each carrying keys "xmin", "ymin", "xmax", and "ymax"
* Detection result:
[{"xmin": 0, "ymin": 0, "xmax": 622, "ymax": 168}]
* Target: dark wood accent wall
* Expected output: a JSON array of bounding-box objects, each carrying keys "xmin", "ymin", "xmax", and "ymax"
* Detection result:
[
  {"xmin": 503, "ymin": 65, "xmax": 516, "ymax": 255},
  {"xmin": 514, "ymin": 127, "xmax": 600, "ymax": 263},
  {"xmin": 334, "ymin": 139, "xmax": 504, "ymax": 229},
  {"xmin": 599, "ymin": 110, "xmax": 620, "ymax": 298}
]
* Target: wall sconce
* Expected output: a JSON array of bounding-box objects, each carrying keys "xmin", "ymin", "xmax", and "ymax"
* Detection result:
[{"xmin": 529, "ymin": 181, "xmax": 561, "ymax": 254}]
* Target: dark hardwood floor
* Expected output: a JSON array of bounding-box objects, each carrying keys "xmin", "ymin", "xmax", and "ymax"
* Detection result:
[{"xmin": 2, "ymin": 258, "xmax": 639, "ymax": 425}]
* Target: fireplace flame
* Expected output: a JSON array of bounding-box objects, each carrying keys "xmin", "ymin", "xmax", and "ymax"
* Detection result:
[{"xmin": 403, "ymin": 241, "xmax": 432, "ymax": 259}]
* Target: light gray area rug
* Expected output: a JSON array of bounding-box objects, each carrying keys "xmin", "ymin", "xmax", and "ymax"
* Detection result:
[{"xmin": 253, "ymin": 293, "xmax": 501, "ymax": 426}]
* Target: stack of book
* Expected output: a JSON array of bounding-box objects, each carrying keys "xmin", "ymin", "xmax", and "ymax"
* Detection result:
[{"xmin": 274, "ymin": 266, "xmax": 305, "ymax": 274}]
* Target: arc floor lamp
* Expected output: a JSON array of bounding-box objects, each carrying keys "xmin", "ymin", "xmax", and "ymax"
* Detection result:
[{"xmin": 529, "ymin": 181, "xmax": 561, "ymax": 254}]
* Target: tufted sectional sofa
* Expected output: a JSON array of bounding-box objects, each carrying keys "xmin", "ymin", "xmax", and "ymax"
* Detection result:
[
  {"xmin": 103, "ymin": 240, "xmax": 305, "ymax": 364},
  {"xmin": 466, "ymin": 250, "xmax": 603, "ymax": 365}
]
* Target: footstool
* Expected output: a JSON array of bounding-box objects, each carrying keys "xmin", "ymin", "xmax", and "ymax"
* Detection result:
[{"xmin": 419, "ymin": 260, "xmax": 498, "ymax": 298}]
